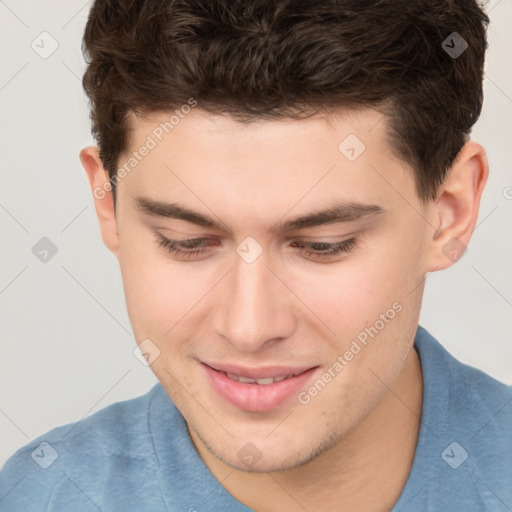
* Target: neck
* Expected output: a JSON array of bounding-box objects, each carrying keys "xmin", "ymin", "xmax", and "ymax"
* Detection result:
[{"xmin": 189, "ymin": 346, "xmax": 423, "ymax": 512}]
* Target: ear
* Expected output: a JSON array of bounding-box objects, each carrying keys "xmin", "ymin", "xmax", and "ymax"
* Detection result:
[
  {"xmin": 79, "ymin": 146, "xmax": 119, "ymax": 255},
  {"xmin": 424, "ymin": 140, "xmax": 489, "ymax": 272}
]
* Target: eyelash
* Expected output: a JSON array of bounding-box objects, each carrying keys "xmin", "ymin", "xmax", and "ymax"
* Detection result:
[{"xmin": 156, "ymin": 233, "xmax": 358, "ymax": 261}]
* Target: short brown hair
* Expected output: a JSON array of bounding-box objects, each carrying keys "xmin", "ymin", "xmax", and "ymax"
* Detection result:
[{"xmin": 81, "ymin": 0, "xmax": 489, "ymax": 204}]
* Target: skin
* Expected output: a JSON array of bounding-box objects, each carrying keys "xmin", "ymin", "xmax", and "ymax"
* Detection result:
[{"xmin": 80, "ymin": 107, "xmax": 488, "ymax": 512}]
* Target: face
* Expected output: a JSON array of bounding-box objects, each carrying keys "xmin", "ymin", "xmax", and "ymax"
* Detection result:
[{"xmin": 107, "ymin": 107, "xmax": 435, "ymax": 472}]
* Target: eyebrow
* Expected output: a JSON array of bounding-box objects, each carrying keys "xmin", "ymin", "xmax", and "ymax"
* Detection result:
[{"xmin": 134, "ymin": 196, "xmax": 385, "ymax": 233}]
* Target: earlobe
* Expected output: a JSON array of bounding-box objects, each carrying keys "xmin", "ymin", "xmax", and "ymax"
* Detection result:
[
  {"xmin": 423, "ymin": 141, "xmax": 489, "ymax": 272},
  {"xmin": 79, "ymin": 146, "xmax": 119, "ymax": 255}
]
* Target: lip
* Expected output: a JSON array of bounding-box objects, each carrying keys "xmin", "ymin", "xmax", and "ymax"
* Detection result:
[
  {"xmin": 202, "ymin": 362, "xmax": 314, "ymax": 379},
  {"xmin": 200, "ymin": 362, "xmax": 319, "ymax": 412}
]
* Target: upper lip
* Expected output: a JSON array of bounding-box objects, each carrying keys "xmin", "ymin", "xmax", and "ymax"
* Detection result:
[{"xmin": 202, "ymin": 362, "xmax": 316, "ymax": 379}]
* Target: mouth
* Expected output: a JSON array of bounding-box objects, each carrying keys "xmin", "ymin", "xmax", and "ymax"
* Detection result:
[
  {"xmin": 222, "ymin": 370, "xmax": 305, "ymax": 385},
  {"xmin": 200, "ymin": 362, "xmax": 319, "ymax": 412}
]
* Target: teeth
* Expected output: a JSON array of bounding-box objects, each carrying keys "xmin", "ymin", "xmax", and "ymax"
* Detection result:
[
  {"xmin": 238, "ymin": 375, "xmax": 257, "ymax": 383},
  {"xmin": 255, "ymin": 377, "xmax": 275, "ymax": 385},
  {"xmin": 224, "ymin": 372, "xmax": 296, "ymax": 385}
]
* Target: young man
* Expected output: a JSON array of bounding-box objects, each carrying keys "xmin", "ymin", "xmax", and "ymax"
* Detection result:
[{"xmin": 1, "ymin": 0, "xmax": 510, "ymax": 511}]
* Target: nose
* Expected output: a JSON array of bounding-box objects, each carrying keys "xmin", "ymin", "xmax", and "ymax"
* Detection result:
[{"xmin": 213, "ymin": 243, "xmax": 296, "ymax": 353}]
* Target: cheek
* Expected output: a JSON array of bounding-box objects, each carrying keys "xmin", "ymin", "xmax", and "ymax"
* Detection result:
[
  {"xmin": 117, "ymin": 237, "xmax": 198, "ymax": 340},
  {"xmin": 289, "ymin": 229, "xmax": 423, "ymax": 364},
  {"xmin": 292, "ymin": 260, "xmax": 404, "ymax": 338}
]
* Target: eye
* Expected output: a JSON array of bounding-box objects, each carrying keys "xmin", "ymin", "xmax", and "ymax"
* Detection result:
[
  {"xmin": 156, "ymin": 233, "xmax": 219, "ymax": 259},
  {"xmin": 155, "ymin": 233, "xmax": 358, "ymax": 261},
  {"xmin": 290, "ymin": 237, "xmax": 358, "ymax": 260}
]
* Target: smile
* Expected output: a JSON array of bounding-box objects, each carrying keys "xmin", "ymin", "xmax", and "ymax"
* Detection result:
[
  {"xmin": 201, "ymin": 362, "xmax": 320, "ymax": 412},
  {"xmin": 224, "ymin": 371, "xmax": 303, "ymax": 385}
]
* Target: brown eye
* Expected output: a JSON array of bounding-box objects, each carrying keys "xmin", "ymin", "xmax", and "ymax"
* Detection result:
[
  {"xmin": 156, "ymin": 233, "xmax": 218, "ymax": 259},
  {"xmin": 155, "ymin": 232, "xmax": 358, "ymax": 262},
  {"xmin": 290, "ymin": 237, "xmax": 358, "ymax": 259}
]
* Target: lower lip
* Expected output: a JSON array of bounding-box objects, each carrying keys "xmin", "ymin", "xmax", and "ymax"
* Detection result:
[{"xmin": 201, "ymin": 363, "xmax": 319, "ymax": 412}]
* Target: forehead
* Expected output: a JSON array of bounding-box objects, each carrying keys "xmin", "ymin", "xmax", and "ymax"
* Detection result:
[
  {"xmin": 123, "ymin": 106, "xmax": 398, "ymax": 179},
  {"xmin": 118, "ymin": 107, "xmax": 416, "ymax": 230}
]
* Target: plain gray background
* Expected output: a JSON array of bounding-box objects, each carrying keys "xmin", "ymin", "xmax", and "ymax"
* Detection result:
[{"xmin": 1, "ymin": 0, "xmax": 511, "ymax": 468}]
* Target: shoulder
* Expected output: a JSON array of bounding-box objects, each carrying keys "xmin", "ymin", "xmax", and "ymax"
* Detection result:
[
  {"xmin": 442, "ymin": 340, "xmax": 512, "ymax": 488},
  {"xmin": 413, "ymin": 326, "xmax": 512, "ymax": 507},
  {"xmin": 0, "ymin": 384, "xmax": 161, "ymax": 511},
  {"xmin": 415, "ymin": 325, "xmax": 512, "ymax": 425},
  {"xmin": 425, "ymin": 326, "xmax": 512, "ymax": 434}
]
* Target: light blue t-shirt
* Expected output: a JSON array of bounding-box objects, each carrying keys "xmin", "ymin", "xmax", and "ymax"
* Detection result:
[{"xmin": 1, "ymin": 325, "xmax": 511, "ymax": 511}]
